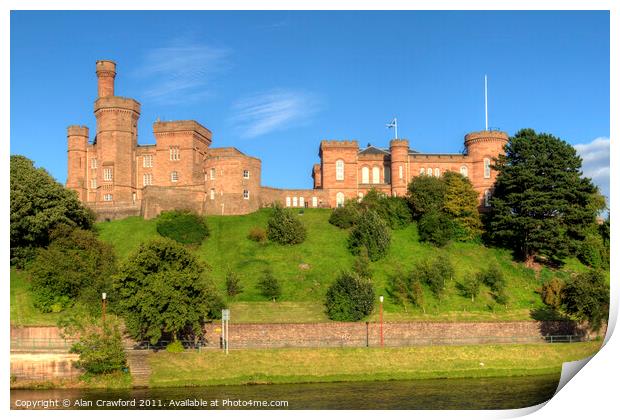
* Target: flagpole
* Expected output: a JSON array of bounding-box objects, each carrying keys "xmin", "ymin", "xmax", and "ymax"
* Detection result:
[{"xmin": 484, "ymin": 75, "xmax": 488, "ymax": 131}]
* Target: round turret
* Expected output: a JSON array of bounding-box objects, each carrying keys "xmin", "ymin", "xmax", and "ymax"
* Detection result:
[{"xmin": 96, "ymin": 60, "xmax": 116, "ymax": 97}]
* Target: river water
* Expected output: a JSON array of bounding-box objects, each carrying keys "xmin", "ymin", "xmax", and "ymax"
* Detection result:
[{"xmin": 11, "ymin": 374, "xmax": 559, "ymax": 410}]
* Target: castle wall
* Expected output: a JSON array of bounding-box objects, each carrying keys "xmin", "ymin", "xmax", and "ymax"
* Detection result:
[
  {"xmin": 141, "ymin": 186, "xmax": 205, "ymax": 219},
  {"xmin": 260, "ymin": 187, "xmax": 330, "ymax": 209}
]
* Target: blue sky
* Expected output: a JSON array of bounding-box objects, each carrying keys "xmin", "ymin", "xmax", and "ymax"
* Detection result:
[{"xmin": 10, "ymin": 10, "xmax": 610, "ymax": 198}]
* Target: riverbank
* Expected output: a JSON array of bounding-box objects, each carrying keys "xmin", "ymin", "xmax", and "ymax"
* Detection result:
[{"xmin": 148, "ymin": 342, "xmax": 600, "ymax": 388}]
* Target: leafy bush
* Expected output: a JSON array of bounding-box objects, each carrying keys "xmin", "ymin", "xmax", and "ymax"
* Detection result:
[
  {"xmin": 247, "ymin": 227, "xmax": 267, "ymax": 243},
  {"xmin": 267, "ymin": 205, "xmax": 307, "ymax": 245},
  {"xmin": 387, "ymin": 269, "xmax": 409, "ymax": 307},
  {"xmin": 561, "ymin": 270, "xmax": 609, "ymax": 330},
  {"xmin": 410, "ymin": 280, "xmax": 425, "ymax": 311},
  {"xmin": 476, "ymin": 263, "xmax": 507, "ymax": 304},
  {"xmin": 411, "ymin": 256, "xmax": 454, "ymax": 299},
  {"xmin": 325, "ymin": 271, "xmax": 375, "ymax": 321},
  {"xmin": 539, "ymin": 278, "xmax": 564, "ymax": 309},
  {"xmin": 442, "ymin": 171, "xmax": 483, "ymax": 241},
  {"xmin": 113, "ymin": 238, "xmax": 222, "ymax": 344},
  {"xmin": 418, "ymin": 211, "xmax": 455, "ymax": 247},
  {"xmin": 381, "ymin": 196, "xmax": 412, "ymax": 229},
  {"xmin": 166, "ymin": 340, "xmax": 185, "ymax": 353},
  {"xmin": 68, "ymin": 318, "xmax": 127, "ymax": 375},
  {"xmin": 351, "ymin": 248, "xmax": 372, "ymax": 280},
  {"xmin": 30, "ymin": 226, "xmax": 116, "ymax": 313},
  {"xmin": 459, "ymin": 276, "xmax": 482, "ymax": 302},
  {"xmin": 225, "ymin": 270, "xmax": 244, "ymax": 297},
  {"xmin": 156, "ymin": 210, "xmax": 209, "ymax": 245},
  {"xmin": 328, "ymin": 202, "xmax": 361, "ymax": 229},
  {"xmin": 348, "ymin": 210, "xmax": 391, "ymax": 261},
  {"xmin": 576, "ymin": 233, "xmax": 606, "ymax": 269},
  {"xmin": 257, "ymin": 269, "xmax": 282, "ymax": 301}
]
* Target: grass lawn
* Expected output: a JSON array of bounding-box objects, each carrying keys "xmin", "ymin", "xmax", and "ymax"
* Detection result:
[
  {"xmin": 148, "ymin": 341, "xmax": 601, "ymax": 387},
  {"xmin": 10, "ymin": 268, "xmax": 62, "ymax": 327},
  {"xmin": 94, "ymin": 208, "xmax": 592, "ymax": 323}
]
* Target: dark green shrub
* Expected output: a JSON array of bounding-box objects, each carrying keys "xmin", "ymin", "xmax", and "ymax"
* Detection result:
[
  {"xmin": 30, "ymin": 226, "xmax": 116, "ymax": 313},
  {"xmin": 156, "ymin": 210, "xmax": 209, "ymax": 245},
  {"xmin": 381, "ymin": 197, "xmax": 412, "ymax": 229},
  {"xmin": 418, "ymin": 211, "xmax": 455, "ymax": 247},
  {"xmin": 561, "ymin": 270, "xmax": 609, "ymax": 330},
  {"xmin": 351, "ymin": 248, "xmax": 372, "ymax": 280},
  {"xmin": 348, "ymin": 210, "xmax": 391, "ymax": 261},
  {"xmin": 267, "ymin": 205, "xmax": 307, "ymax": 245},
  {"xmin": 387, "ymin": 269, "xmax": 409, "ymax": 307},
  {"xmin": 69, "ymin": 319, "xmax": 127, "ymax": 375},
  {"xmin": 247, "ymin": 227, "xmax": 267, "ymax": 243},
  {"xmin": 329, "ymin": 202, "xmax": 360, "ymax": 229},
  {"xmin": 325, "ymin": 271, "xmax": 375, "ymax": 321},
  {"xmin": 166, "ymin": 340, "xmax": 185, "ymax": 353},
  {"xmin": 410, "ymin": 280, "xmax": 425, "ymax": 311},
  {"xmin": 459, "ymin": 276, "xmax": 482, "ymax": 302},
  {"xmin": 539, "ymin": 278, "xmax": 564, "ymax": 309},
  {"xmin": 225, "ymin": 270, "xmax": 244, "ymax": 297},
  {"xmin": 406, "ymin": 175, "xmax": 447, "ymax": 219},
  {"xmin": 257, "ymin": 269, "xmax": 282, "ymax": 301},
  {"xmin": 576, "ymin": 234, "xmax": 605, "ymax": 269},
  {"xmin": 477, "ymin": 263, "xmax": 506, "ymax": 293}
]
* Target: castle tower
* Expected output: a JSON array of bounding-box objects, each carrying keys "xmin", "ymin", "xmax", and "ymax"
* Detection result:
[
  {"xmin": 66, "ymin": 125, "xmax": 89, "ymax": 201},
  {"xmin": 389, "ymin": 139, "xmax": 409, "ymax": 197},
  {"xmin": 464, "ymin": 130, "xmax": 509, "ymax": 207},
  {"xmin": 94, "ymin": 60, "xmax": 141, "ymax": 204}
]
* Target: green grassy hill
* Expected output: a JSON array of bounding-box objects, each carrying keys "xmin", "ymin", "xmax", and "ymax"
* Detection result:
[{"xmin": 90, "ymin": 208, "xmax": 589, "ymax": 323}]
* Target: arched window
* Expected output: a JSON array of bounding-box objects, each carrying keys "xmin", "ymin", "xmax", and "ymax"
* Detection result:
[
  {"xmin": 460, "ymin": 165, "xmax": 468, "ymax": 178},
  {"xmin": 336, "ymin": 159, "xmax": 345, "ymax": 181},
  {"xmin": 484, "ymin": 158, "xmax": 491, "ymax": 179},
  {"xmin": 372, "ymin": 167, "xmax": 380, "ymax": 184},
  {"xmin": 336, "ymin": 192, "xmax": 345, "ymax": 208},
  {"xmin": 293, "ymin": 196, "xmax": 298, "ymax": 207},
  {"xmin": 434, "ymin": 168, "xmax": 440, "ymax": 177},
  {"xmin": 384, "ymin": 167, "xmax": 391, "ymax": 184},
  {"xmin": 361, "ymin": 167, "xmax": 370, "ymax": 184},
  {"xmin": 427, "ymin": 168, "xmax": 433, "ymax": 176},
  {"xmin": 484, "ymin": 190, "xmax": 491, "ymax": 207},
  {"xmin": 285, "ymin": 197, "xmax": 291, "ymax": 207},
  {"xmin": 299, "ymin": 197, "xmax": 305, "ymax": 207},
  {"xmin": 420, "ymin": 167, "xmax": 425, "ymax": 175},
  {"xmin": 399, "ymin": 165, "xmax": 403, "ymax": 179}
]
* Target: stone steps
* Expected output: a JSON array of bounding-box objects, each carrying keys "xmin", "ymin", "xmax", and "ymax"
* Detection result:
[{"xmin": 125, "ymin": 350, "xmax": 151, "ymax": 388}]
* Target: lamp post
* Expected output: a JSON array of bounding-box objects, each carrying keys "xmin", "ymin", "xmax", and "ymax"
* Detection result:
[
  {"xmin": 101, "ymin": 292, "xmax": 107, "ymax": 324},
  {"xmin": 379, "ymin": 295, "xmax": 384, "ymax": 348}
]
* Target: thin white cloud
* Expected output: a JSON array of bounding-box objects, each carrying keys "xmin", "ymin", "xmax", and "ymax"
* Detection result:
[
  {"xmin": 230, "ymin": 89, "xmax": 320, "ymax": 138},
  {"xmin": 134, "ymin": 42, "xmax": 231, "ymax": 105},
  {"xmin": 574, "ymin": 137, "xmax": 610, "ymax": 201}
]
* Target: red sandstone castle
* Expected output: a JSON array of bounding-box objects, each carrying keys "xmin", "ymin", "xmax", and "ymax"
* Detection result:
[{"xmin": 67, "ymin": 60, "xmax": 508, "ymax": 219}]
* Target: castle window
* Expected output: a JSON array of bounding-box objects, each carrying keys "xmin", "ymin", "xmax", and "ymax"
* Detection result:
[
  {"xmin": 210, "ymin": 168, "xmax": 216, "ymax": 180},
  {"xmin": 336, "ymin": 192, "xmax": 345, "ymax": 208},
  {"xmin": 484, "ymin": 158, "xmax": 491, "ymax": 178},
  {"xmin": 484, "ymin": 189, "xmax": 491, "ymax": 207},
  {"xmin": 427, "ymin": 168, "xmax": 433, "ymax": 176},
  {"xmin": 361, "ymin": 167, "xmax": 370, "ymax": 184},
  {"xmin": 384, "ymin": 167, "xmax": 391, "ymax": 184},
  {"xmin": 143, "ymin": 155, "xmax": 153, "ymax": 168},
  {"xmin": 143, "ymin": 173, "xmax": 153, "ymax": 186},
  {"xmin": 243, "ymin": 170, "xmax": 250, "ymax": 179},
  {"xmin": 169, "ymin": 146, "xmax": 180, "ymax": 161},
  {"xmin": 171, "ymin": 171, "xmax": 178, "ymax": 182},
  {"xmin": 399, "ymin": 165, "xmax": 403, "ymax": 180},
  {"xmin": 293, "ymin": 197, "xmax": 298, "ymax": 207},
  {"xmin": 312, "ymin": 197, "xmax": 318, "ymax": 207},
  {"xmin": 91, "ymin": 178, "xmax": 97, "ymax": 189},
  {"xmin": 286, "ymin": 197, "xmax": 291, "ymax": 207},
  {"xmin": 210, "ymin": 189, "xmax": 215, "ymax": 200},
  {"xmin": 243, "ymin": 190, "xmax": 250, "ymax": 200},
  {"xmin": 372, "ymin": 167, "xmax": 380, "ymax": 184},
  {"xmin": 103, "ymin": 168, "xmax": 113, "ymax": 181},
  {"xmin": 103, "ymin": 193, "xmax": 112, "ymax": 201},
  {"xmin": 434, "ymin": 168, "xmax": 440, "ymax": 177},
  {"xmin": 91, "ymin": 158, "xmax": 97, "ymax": 169},
  {"xmin": 420, "ymin": 167, "xmax": 425, "ymax": 175},
  {"xmin": 460, "ymin": 165, "xmax": 468, "ymax": 178},
  {"xmin": 336, "ymin": 159, "xmax": 345, "ymax": 181},
  {"xmin": 299, "ymin": 197, "xmax": 305, "ymax": 207}
]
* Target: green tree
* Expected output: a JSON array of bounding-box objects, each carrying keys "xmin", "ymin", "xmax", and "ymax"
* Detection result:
[
  {"xmin": 406, "ymin": 175, "xmax": 447, "ymax": 219},
  {"xmin": 561, "ymin": 270, "xmax": 609, "ymax": 330},
  {"xmin": 412, "ymin": 256, "xmax": 454, "ymax": 299},
  {"xmin": 476, "ymin": 263, "xmax": 507, "ymax": 304},
  {"xmin": 539, "ymin": 278, "xmax": 564, "ymax": 309},
  {"xmin": 329, "ymin": 199, "xmax": 361, "ymax": 229},
  {"xmin": 30, "ymin": 226, "xmax": 116, "ymax": 313},
  {"xmin": 348, "ymin": 209, "xmax": 391, "ymax": 261},
  {"xmin": 10, "ymin": 155, "xmax": 95, "ymax": 267},
  {"xmin": 63, "ymin": 316, "xmax": 127, "ymax": 375},
  {"xmin": 459, "ymin": 276, "xmax": 482, "ymax": 302},
  {"xmin": 325, "ymin": 271, "xmax": 375, "ymax": 321},
  {"xmin": 387, "ymin": 268, "xmax": 409, "ymax": 308},
  {"xmin": 487, "ymin": 129, "xmax": 604, "ymax": 265},
  {"xmin": 351, "ymin": 248, "xmax": 372, "ymax": 280},
  {"xmin": 257, "ymin": 269, "xmax": 282, "ymax": 301},
  {"xmin": 225, "ymin": 269, "xmax": 244, "ymax": 297},
  {"xmin": 113, "ymin": 238, "xmax": 223, "ymax": 344},
  {"xmin": 418, "ymin": 210, "xmax": 455, "ymax": 247},
  {"xmin": 267, "ymin": 204, "xmax": 307, "ymax": 245},
  {"xmin": 156, "ymin": 210, "xmax": 209, "ymax": 245},
  {"xmin": 442, "ymin": 171, "xmax": 483, "ymax": 240}
]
